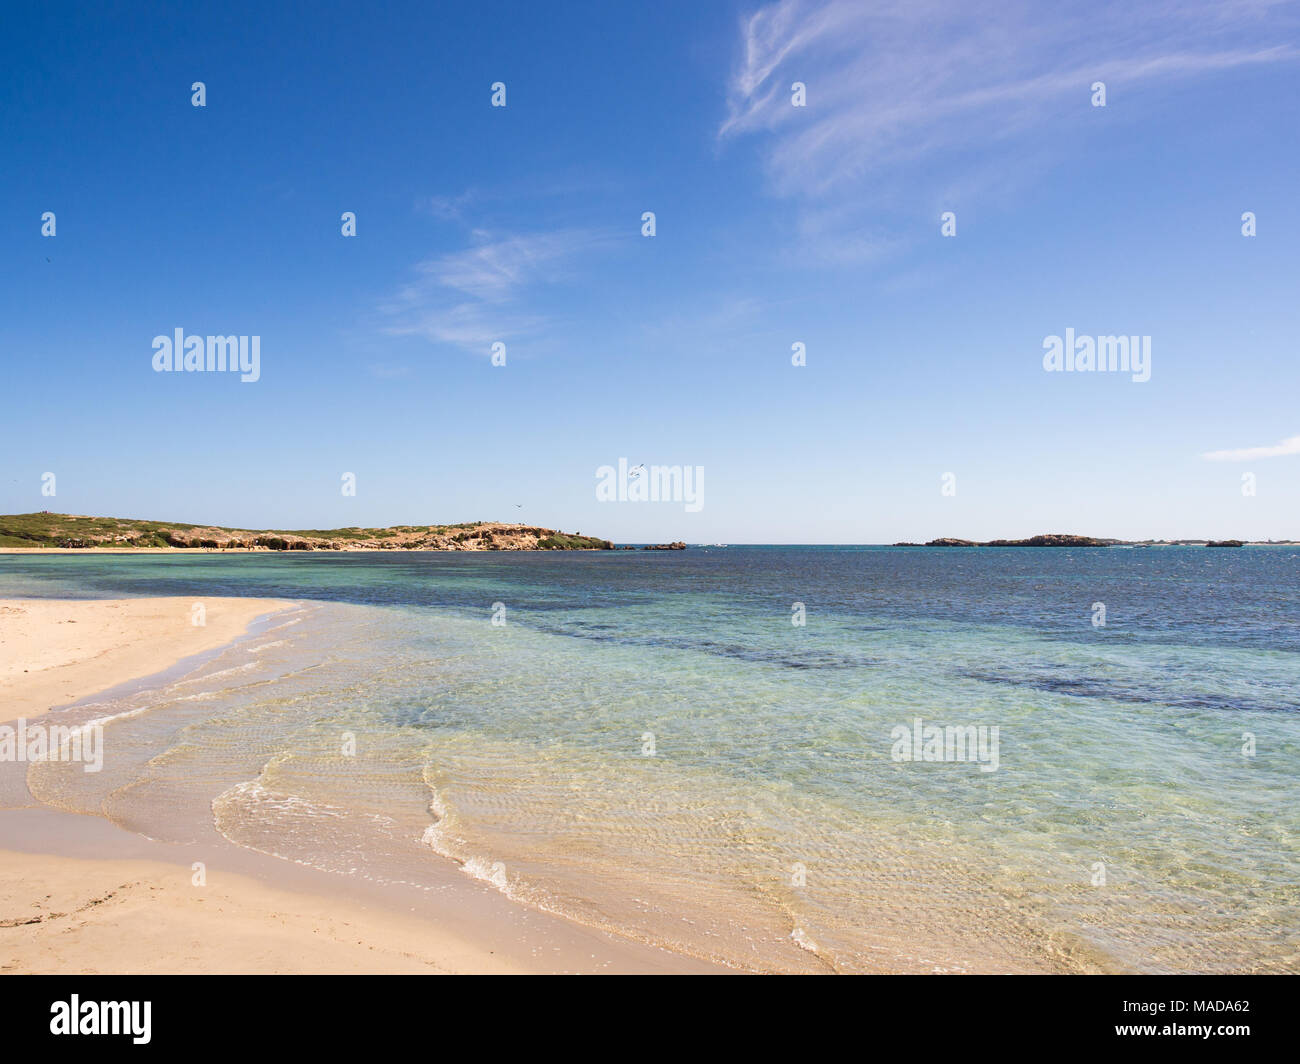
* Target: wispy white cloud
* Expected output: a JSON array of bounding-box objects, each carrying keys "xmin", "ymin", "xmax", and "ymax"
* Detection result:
[
  {"xmin": 424, "ymin": 191, "xmax": 477, "ymax": 222},
  {"xmin": 366, "ymin": 363, "xmax": 413, "ymax": 379},
  {"xmin": 1202, "ymin": 434, "xmax": 1300, "ymax": 461},
  {"xmin": 380, "ymin": 228, "xmax": 614, "ymax": 352},
  {"xmin": 421, "ymin": 174, "xmax": 619, "ymax": 225},
  {"xmin": 721, "ymin": 0, "xmax": 1300, "ymax": 204}
]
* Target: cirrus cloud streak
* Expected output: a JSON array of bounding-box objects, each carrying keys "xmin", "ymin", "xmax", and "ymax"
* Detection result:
[{"xmin": 1202, "ymin": 434, "xmax": 1300, "ymax": 461}]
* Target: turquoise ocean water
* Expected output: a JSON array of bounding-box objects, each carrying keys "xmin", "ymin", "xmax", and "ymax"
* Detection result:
[{"xmin": 1, "ymin": 546, "xmax": 1296, "ymax": 972}]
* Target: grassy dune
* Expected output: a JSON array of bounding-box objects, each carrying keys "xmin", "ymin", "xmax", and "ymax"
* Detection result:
[{"xmin": 0, "ymin": 513, "xmax": 614, "ymax": 551}]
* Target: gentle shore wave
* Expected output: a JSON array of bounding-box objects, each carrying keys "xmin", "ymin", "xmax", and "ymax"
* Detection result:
[{"xmin": 0, "ymin": 595, "xmax": 727, "ymax": 973}]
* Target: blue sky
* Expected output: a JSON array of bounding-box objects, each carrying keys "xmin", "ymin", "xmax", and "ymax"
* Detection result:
[{"xmin": 3, "ymin": 0, "xmax": 1299, "ymax": 542}]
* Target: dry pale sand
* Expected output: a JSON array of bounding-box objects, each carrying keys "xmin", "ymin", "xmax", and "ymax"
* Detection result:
[
  {"xmin": 0, "ymin": 843, "xmax": 512, "ymax": 974},
  {"xmin": 0, "ymin": 596, "xmax": 723, "ymax": 974},
  {"xmin": 0, "ymin": 597, "xmax": 293, "ymax": 724},
  {"xmin": 0, "ymin": 807, "xmax": 720, "ymax": 974}
]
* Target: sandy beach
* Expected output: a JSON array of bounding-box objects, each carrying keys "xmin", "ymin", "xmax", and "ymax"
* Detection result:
[
  {"xmin": 0, "ymin": 807, "xmax": 721, "ymax": 974},
  {"xmin": 0, "ymin": 819, "xmax": 503, "ymax": 974},
  {"xmin": 0, "ymin": 597, "xmax": 294, "ymax": 724},
  {"xmin": 0, "ymin": 596, "xmax": 723, "ymax": 974}
]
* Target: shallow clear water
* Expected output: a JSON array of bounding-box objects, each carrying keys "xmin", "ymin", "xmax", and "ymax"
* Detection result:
[{"xmin": 2, "ymin": 547, "xmax": 1297, "ymax": 972}]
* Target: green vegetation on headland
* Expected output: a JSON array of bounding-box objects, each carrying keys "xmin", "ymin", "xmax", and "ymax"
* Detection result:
[
  {"xmin": 0, "ymin": 513, "xmax": 619, "ymax": 551},
  {"xmin": 892, "ymin": 533, "xmax": 1287, "ymax": 547}
]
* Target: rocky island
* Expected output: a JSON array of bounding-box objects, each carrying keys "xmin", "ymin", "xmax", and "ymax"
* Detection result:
[
  {"xmin": 893, "ymin": 534, "xmax": 1113, "ymax": 547},
  {"xmin": 892, "ymin": 533, "xmax": 1280, "ymax": 547}
]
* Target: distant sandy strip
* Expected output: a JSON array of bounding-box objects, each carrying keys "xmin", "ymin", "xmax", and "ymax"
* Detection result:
[
  {"xmin": 0, "ymin": 597, "xmax": 294, "ymax": 724},
  {"xmin": 0, "ymin": 548, "xmax": 258, "ymax": 554}
]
